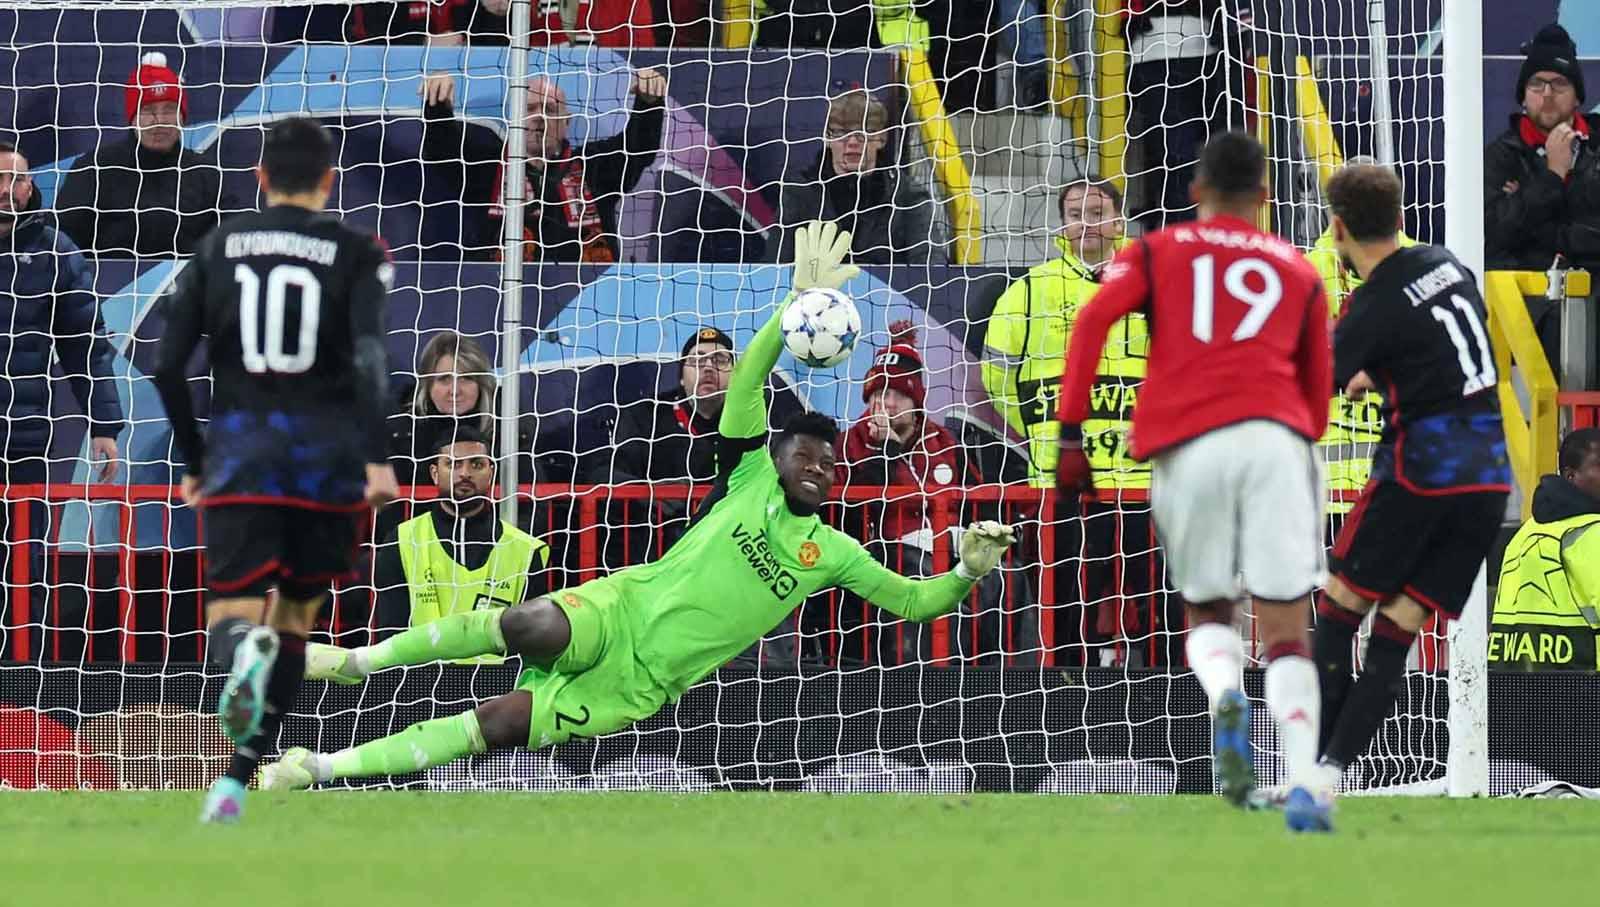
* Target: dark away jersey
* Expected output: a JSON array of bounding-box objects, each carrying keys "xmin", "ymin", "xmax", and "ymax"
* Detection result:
[
  {"xmin": 1333, "ymin": 244, "xmax": 1510, "ymax": 493},
  {"xmin": 152, "ymin": 205, "xmax": 393, "ymax": 507}
]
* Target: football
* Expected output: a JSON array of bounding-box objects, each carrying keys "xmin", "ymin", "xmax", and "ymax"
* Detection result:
[{"xmin": 781, "ymin": 287, "xmax": 861, "ymax": 368}]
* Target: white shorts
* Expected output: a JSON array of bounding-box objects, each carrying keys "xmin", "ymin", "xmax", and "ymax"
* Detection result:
[{"xmin": 1150, "ymin": 420, "xmax": 1326, "ymax": 603}]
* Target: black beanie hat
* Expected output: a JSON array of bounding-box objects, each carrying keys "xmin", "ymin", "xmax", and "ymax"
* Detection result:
[
  {"xmin": 1518, "ymin": 23, "xmax": 1586, "ymax": 104},
  {"xmin": 680, "ymin": 326, "xmax": 733, "ymax": 362}
]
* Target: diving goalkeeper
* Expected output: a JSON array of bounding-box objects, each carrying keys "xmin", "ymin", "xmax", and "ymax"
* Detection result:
[{"xmin": 261, "ymin": 222, "xmax": 1015, "ymax": 790}]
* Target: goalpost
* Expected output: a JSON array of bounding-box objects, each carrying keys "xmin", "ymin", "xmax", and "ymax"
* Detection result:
[{"xmin": 0, "ymin": 0, "xmax": 1500, "ymax": 796}]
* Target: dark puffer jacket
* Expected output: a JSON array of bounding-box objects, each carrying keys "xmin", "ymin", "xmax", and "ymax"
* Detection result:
[
  {"xmin": 53, "ymin": 134, "xmax": 230, "ymax": 258},
  {"xmin": 1484, "ymin": 113, "xmax": 1600, "ymax": 272},
  {"xmin": 765, "ymin": 150, "xmax": 946, "ymax": 266},
  {"xmin": 0, "ymin": 195, "xmax": 125, "ymax": 455}
]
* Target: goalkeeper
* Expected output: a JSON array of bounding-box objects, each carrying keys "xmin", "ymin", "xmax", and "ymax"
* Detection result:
[{"xmin": 262, "ymin": 222, "xmax": 1015, "ymax": 790}]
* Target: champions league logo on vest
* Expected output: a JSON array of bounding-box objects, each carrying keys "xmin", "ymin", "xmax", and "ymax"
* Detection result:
[{"xmin": 730, "ymin": 523, "xmax": 798, "ymax": 600}]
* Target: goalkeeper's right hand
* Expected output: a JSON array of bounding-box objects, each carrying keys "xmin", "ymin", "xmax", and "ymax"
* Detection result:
[
  {"xmin": 956, "ymin": 520, "xmax": 1017, "ymax": 581},
  {"xmin": 792, "ymin": 220, "xmax": 860, "ymax": 292}
]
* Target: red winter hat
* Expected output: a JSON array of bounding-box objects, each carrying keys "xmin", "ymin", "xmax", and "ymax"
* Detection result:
[
  {"xmin": 125, "ymin": 52, "xmax": 187, "ymax": 124},
  {"xmin": 862, "ymin": 319, "xmax": 926, "ymax": 408}
]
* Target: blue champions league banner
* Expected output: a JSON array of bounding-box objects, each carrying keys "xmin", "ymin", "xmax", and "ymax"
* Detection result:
[{"xmin": 55, "ymin": 260, "xmax": 1019, "ymax": 549}]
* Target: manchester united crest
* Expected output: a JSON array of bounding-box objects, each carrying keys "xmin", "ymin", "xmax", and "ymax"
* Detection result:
[
  {"xmin": 798, "ymin": 541, "xmax": 820, "ymax": 568},
  {"xmin": 563, "ymin": 592, "xmax": 582, "ymax": 608}
]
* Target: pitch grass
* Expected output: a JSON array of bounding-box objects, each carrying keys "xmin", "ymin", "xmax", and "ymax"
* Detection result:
[{"xmin": 1, "ymin": 793, "xmax": 1594, "ymax": 906}]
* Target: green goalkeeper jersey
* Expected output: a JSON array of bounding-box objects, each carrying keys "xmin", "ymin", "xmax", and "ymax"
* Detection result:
[{"xmin": 583, "ymin": 302, "xmax": 976, "ymax": 699}]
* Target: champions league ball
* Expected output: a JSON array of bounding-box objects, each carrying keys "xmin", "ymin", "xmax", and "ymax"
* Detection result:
[{"xmin": 781, "ymin": 287, "xmax": 861, "ymax": 369}]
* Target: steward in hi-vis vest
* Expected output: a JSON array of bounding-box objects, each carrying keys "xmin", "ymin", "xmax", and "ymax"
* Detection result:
[
  {"xmin": 984, "ymin": 181, "xmax": 1147, "ymax": 491},
  {"xmin": 1492, "ymin": 430, "xmax": 1600, "ymax": 671},
  {"xmin": 373, "ymin": 428, "xmax": 550, "ymax": 663}
]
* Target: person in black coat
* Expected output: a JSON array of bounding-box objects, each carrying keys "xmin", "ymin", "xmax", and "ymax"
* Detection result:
[
  {"xmin": 1485, "ymin": 24, "xmax": 1600, "ymax": 273},
  {"xmin": 54, "ymin": 53, "xmax": 231, "ymax": 258},
  {"xmin": 765, "ymin": 88, "xmax": 945, "ymax": 266},
  {"xmin": 417, "ymin": 67, "xmax": 666, "ymax": 263},
  {"xmin": 0, "ymin": 142, "xmax": 124, "ymax": 626}
]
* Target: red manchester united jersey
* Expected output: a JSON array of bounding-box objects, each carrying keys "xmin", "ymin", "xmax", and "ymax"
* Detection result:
[{"xmin": 1058, "ymin": 214, "xmax": 1331, "ymax": 460}]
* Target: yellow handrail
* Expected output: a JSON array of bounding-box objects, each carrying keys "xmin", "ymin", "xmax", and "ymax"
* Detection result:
[
  {"xmin": 901, "ymin": 46, "xmax": 982, "ymax": 264},
  {"xmin": 1091, "ymin": 0, "xmax": 1128, "ymax": 193},
  {"xmin": 1484, "ymin": 270, "xmax": 1589, "ymax": 519},
  {"xmin": 720, "ymin": 0, "xmax": 755, "ymax": 47},
  {"xmin": 1294, "ymin": 55, "xmax": 1342, "ymax": 189}
]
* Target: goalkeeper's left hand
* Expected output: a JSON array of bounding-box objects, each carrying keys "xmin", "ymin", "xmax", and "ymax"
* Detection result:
[
  {"xmin": 792, "ymin": 220, "xmax": 860, "ymax": 292},
  {"xmin": 956, "ymin": 520, "xmax": 1017, "ymax": 581}
]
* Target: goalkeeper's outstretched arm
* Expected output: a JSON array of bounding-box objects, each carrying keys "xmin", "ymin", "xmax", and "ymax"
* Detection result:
[
  {"xmin": 720, "ymin": 221, "xmax": 862, "ymax": 440},
  {"xmin": 836, "ymin": 521, "xmax": 1017, "ymax": 622}
]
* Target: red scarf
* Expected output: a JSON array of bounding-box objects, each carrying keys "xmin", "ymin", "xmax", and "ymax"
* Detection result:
[
  {"xmin": 490, "ymin": 146, "xmax": 615, "ymax": 265},
  {"xmin": 837, "ymin": 416, "xmax": 969, "ymax": 542},
  {"xmin": 1519, "ymin": 111, "xmax": 1591, "ymax": 146}
]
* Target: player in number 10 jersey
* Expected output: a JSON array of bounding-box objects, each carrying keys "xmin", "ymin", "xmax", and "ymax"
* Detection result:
[
  {"xmin": 1313, "ymin": 164, "xmax": 1510, "ymax": 798},
  {"xmin": 151, "ymin": 117, "xmax": 399, "ymax": 823},
  {"xmin": 1056, "ymin": 133, "xmax": 1334, "ymax": 831}
]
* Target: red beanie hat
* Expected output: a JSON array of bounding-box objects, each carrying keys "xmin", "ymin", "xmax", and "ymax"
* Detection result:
[
  {"xmin": 862, "ymin": 319, "xmax": 926, "ymax": 408},
  {"xmin": 125, "ymin": 52, "xmax": 187, "ymax": 124}
]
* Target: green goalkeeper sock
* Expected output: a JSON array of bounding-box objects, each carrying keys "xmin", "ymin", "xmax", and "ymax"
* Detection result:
[
  {"xmin": 326, "ymin": 710, "xmax": 488, "ymax": 780},
  {"xmin": 364, "ymin": 609, "xmax": 506, "ymax": 671}
]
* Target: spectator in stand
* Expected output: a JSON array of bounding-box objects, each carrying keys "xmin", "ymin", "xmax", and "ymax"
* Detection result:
[
  {"xmin": 766, "ymin": 88, "xmax": 945, "ymax": 266},
  {"xmin": 996, "ymin": 0, "xmax": 1051, "ymax": 108},
  {"xmin": 371, "ymin": 428, "xmax": 551, "ymax": 646},
  {"xmin": 1486, "ymin": 24, "xmax": 1600, "ymax": 274},
  {"xmin": 0, "ymin": 142, "xmax": 123, "ymax": 618},
  {"xmin": 389, "ymin": 331, "xmax": 502, "ymax": 489},
  {"xmin": 602, "ymin": 327, "xmax": 734, "ymax": 486},
  {"xmin": 419, "ymin": 68, "xmax": 666, "ymax": 263},
  {"xmin": 834, "ymin": 322, "xmax": 1026, "ymax": 664},
  {"xmin": 54, "ymin": 53, "xmax": 230, "ymax": 258},
  {"xmin": 590, "ymin": 326, "xmax": 803, "ymax": 665},
  {"xmin": 1123, "ymin": 1, "xmax": 1246, "ymax": 227},
  {"xmin": 983, "ymin": 179, "xmax": 1163, "ymax": 665},
  {"xmin": 348, "ymin": 0, "xmax": 654, "ymax": 46}
]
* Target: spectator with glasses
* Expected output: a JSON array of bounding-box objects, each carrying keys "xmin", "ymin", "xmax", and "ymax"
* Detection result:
[
  {"xmin": 765, "ymin": 88, "xmax": 945, "ymax": 266},
  {"xmin": 603, "ymin": 327, "xmax": 738, "ymax": 486},
  {"xmin": 1486, "ymin": 23, "xmax": 1600, "ymax": 273}
]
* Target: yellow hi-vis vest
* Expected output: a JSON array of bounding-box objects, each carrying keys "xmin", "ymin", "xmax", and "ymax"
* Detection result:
[
  {"xmin": 1306, "ymin": 228, "xmax": 1417, "ymax": 514},
  {"xmin": 1491, "ymin": 511, "xmax": 1600, "ymax": 671},
  {"xmin": 982, "ymin": 240, "xmax": 1149, "ymax": 490},
  {"xmin": 396, "ymin": 511, "xmax": 548, "ymax": 665}
]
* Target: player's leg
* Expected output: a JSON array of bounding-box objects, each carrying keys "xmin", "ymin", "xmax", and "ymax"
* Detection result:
[
  {"xmin": 1316, "ymin": 481, "xmax": 1438, "ymax": 786},
  {"xmin": 1313, "ymin": 575, "xmax": 1376, "ymax": 753},
  {"xmin": 1150, "ymin": 431, "xmax": 1252, "ymax": 805},
  {"xmin": 196, "ymin": 505, "xmax": 289, "ymax": 822},
  {"xmin": 306, "ymin": 595, "xmax": 571, "ymax": 683},
  {"xmin": 1237, "ymin": 423, "xmax": 1333, "ymax": 830},
  {"xmin": 1321, "ymin": 491, "xmax": 1507, "ymax": 778},
  {"xmin": 267, "ymin": 596, "xmax": 663, "ymax": 789}
]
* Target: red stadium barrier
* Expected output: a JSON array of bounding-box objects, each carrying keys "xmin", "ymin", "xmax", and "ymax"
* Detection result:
[{"xmin": 2, "ymin": 483, "xmax": 1435, "ymax": 672}]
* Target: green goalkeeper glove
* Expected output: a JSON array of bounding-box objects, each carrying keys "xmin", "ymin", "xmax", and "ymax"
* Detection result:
[
  {"xmin": 791, "ymin": 220, "xmax": 861, "ymax": 292},
  {"xmin": 956, "ymin": 520, "xmax": 1017, "ymax": 581}
]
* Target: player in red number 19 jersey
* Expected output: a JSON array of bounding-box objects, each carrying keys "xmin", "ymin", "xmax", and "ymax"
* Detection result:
[{"xmin": 1056, "ymin": 133, "xmax": 1334, "ymax": 832}]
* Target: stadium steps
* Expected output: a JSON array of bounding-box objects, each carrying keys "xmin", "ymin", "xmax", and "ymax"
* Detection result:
[{"xmin": 948, "ymin": 111, "xmax": 1079, "ymax": 266}]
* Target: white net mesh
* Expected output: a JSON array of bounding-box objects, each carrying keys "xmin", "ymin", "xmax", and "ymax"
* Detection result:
[{"xmin": 0, "ymin": 0, "xmax": 1496, "ymax": 795}]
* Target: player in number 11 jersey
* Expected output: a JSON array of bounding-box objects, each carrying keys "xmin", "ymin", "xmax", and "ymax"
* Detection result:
[
  {"xmin": 1313, "ymin": 164, "xmax": 1510, "ymax": 797},
  {"xmin": 151, "ymin": 117, "xmax": 399, "ymax": 823}
]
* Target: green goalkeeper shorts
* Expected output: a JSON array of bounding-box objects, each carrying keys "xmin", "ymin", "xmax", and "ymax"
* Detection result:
[{"xmin": 514, "ymin": 583, "xmax": 668, "ymax": 749}]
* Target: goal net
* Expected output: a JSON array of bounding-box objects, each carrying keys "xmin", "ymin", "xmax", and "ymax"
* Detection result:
[{"xmin": 0, "ymin": 0, "xmax": 1515, "ymax": 796}]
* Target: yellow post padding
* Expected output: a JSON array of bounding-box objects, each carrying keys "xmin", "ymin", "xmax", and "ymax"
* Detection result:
[
  {"xmin": 721, "ymin": 0, "xmax": 754, "ymax": 48},
  {"xmin": 1091, "ymin": 0, "xmax": 1128, "ymax": 192},
  {"xmin": 1295, "ymin": 56, "xmax": 1343, "ymax": 188},
  {"xmin": 1486, "ymin": 270, "xmax": 1565, "ymax": 520},
  {"xmin": 902, "ymin": 47, "xmax": 981, "ymax": 264},
  {"xmin": 1254, "ymin": 55, "xmax": 1271, "ymax": 233}
]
